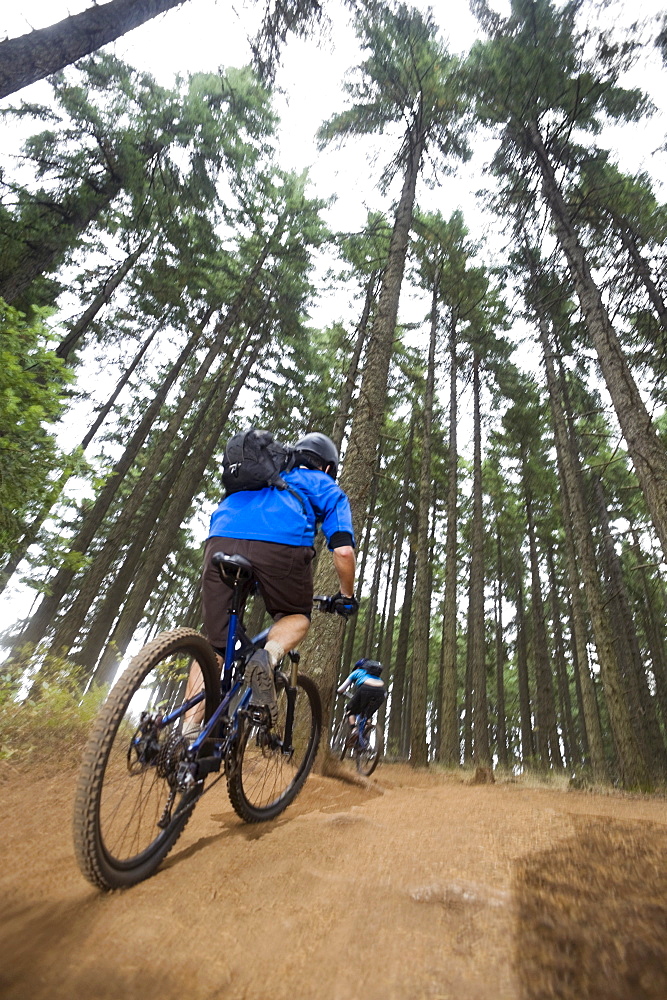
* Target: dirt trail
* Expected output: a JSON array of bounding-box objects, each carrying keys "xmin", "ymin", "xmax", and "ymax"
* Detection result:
[{"xmin": 1, "ymin": 760, "xmax": 667, "ymax": 1000}]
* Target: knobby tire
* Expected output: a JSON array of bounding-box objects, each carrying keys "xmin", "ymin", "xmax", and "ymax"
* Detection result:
[
  {"xmin": 227, "ymin": 672, "xmax": 321, "ymax": 822},
  {"xmin": 355, "ymin": 723, "xmax": 382, "ymax": 777},
  {"xmin": 73, "ymin": 628, "xmax": 220, "ymax": 890}
]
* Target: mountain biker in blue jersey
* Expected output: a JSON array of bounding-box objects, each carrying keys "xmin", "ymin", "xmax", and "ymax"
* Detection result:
[
  {"xmin": 337, "ymin": 658, "xmax": 387, "ymax": 738},
  {"xmin": 185, "ymin": 432, "xmax": 358, "ymax": 730}
]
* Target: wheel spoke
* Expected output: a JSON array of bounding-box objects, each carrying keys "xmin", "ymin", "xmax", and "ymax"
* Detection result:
[
  {"xmin": 73, "ymin": 629, "xmax": 220, "ymax": 889},
  {"xmin": 228, "ymin": 673, "xmax": 321, "ymax": 822}
]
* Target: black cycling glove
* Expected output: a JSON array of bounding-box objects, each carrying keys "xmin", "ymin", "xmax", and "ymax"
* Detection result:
[{"xmin": 332, "ymin": 592, "xmax": 359, "ymax": 619}]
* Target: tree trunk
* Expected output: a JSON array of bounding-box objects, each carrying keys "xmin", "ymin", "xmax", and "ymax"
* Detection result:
[
  {"xmin": 514, "ymin": 550, "xmax": 534, "ymax": 768},
  {"xmin": 617, "ymin": 225, "xmax": 667, "ymax": 331},
  {"xmin": 300, "ymin": 129, "xmax": 426, "ymax": 753},
  {"xmin": 546, "ymin": 544, "xmax": 577, "ymax": 767},
  {"xmin": 0, "ymin": 172, "xmax": 124, "ymax": 304},
  {"xmin": 437, "ymin": 317, "xmax": 459, "ymax": 765},
  {"xmin": 410, "ymin": 273, "xmax": 438, "ymax": 766},
  {"xmin": 0, "ymin": 0, "xmax": 188, "ymax": 99},
  {"xmin": 538, "ymin": 312, "xmax": 649, "ymax": 787},
  {"xmin": 330, "ymin": 270, "xmax": 380, "ymax": 451},
  {"xmin": 523, "ymin": 478, "xmax": 562, "ymax": 770},
  {"xmin": 593, "ymin": 476, "xmax": 667, "ymax": 779},
  {"xmin": 468, "ymin": 355, "xmax": 490, "ymax": 766},
  {"xmin": 387, "ymin": 521, "xmax": 417, "ymax": 758},
  {"xmin": 45, "ymin": 235, "xmax": 281, "ymax": 657},
  {"xmin": 538, "ymin": 319, "xmax": 607, "ymax": 778},
  {"xmin": 494, "ymin": 526, "xmax": 509, "ymax": 768},
  {"xmin": 0, "ymin": 321, "xmax": 167, "ymax": 594},
  {"xmin": 7, "ymin": 321, "xmax": 203, "ymax": 660},
  {"xmin": 92, "ymin": 333, "xmax": 265, "ymax": 683},
  {"xmin": 56, "ymin": 239, "xmax": 152, "ymax": 361},
  {"xmin": 528, "ymin": 120, "xmax": 667, "ymax": 562}
]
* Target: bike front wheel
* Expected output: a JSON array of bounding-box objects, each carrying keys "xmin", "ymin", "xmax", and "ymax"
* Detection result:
[
  {"xmin": 330, "ymin": 715, "xmax": 349, "ymax": 761},
  {"xmin": 73, "ymin": 628, "xmax": 220, "ymax": 890},
  {"xmin": 227, "ymin": 672, "xmax": 321, "ymax": 822}
]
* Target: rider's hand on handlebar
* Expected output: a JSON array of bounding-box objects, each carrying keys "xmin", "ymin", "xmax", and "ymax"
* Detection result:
[{"xmin": 331, "ymin": 592, "xmax": 359, "ymax": 620}]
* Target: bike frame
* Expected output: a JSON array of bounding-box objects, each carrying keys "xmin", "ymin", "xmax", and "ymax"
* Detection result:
[
  {"xmin": 156, "ymin": 575, "xmax": 301, "ymax": 776},
  {"xmin": 356, "ymin": 715, "xmax": 371, "ymax": 750}
]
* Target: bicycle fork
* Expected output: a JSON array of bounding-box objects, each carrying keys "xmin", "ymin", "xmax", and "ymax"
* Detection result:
[{"xmin": 279, "ymin": 649, "xmax": 301, "ymax": 754}]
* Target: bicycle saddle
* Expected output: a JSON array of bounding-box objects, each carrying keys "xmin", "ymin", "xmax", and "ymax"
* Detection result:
[{"xmin": 212, "ymin": 551, "xmax": 254, "ymax": 584}]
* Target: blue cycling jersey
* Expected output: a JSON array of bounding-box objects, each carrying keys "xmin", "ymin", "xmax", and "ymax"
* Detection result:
[
  {"xmin": 338, "ymin": 667, "xmax": 385, "ymax": 692},
  {"xmin": 208, "ymin": 467, "xmax": 355, "ymax": 550}
]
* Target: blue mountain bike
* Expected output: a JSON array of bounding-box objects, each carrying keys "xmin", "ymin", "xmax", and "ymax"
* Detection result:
[
  {"xmin": 74, "ymin": 551, "xmax": 338, "ymax": 890},
  {"xmin": 331, "ymin": 693, "xmax": 382, "ymax": 777}
]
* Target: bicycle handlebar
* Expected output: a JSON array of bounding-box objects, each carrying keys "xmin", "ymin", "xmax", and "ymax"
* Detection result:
[{"xmin": 313, "ymin": 594, "xmax": 358, "ymax": 619}]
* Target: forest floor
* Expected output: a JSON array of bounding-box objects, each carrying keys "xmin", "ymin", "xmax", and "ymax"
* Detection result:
[{"xmin": 1, "ymin": 756, "xmax": 667, "ymax": 1000}]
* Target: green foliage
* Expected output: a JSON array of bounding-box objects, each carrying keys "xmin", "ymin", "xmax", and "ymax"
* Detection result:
[
  {"xmin": 0, "ymin": 299, "xmax": 73, "ymax": 557},
  {"xmin": 0, "ymin": 653, "xmax": 105, "ymax": 764},
  {"xmin": 318, "ymin": 3, "xmax": 472, "ymax": 190}
]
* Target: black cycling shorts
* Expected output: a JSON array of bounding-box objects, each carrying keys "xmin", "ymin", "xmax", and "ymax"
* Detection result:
[{"xmin": 346, "ymin": 683, "xmax": 386, "ymax": 720}]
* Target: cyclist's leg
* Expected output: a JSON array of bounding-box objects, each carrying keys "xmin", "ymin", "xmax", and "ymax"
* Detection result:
[
  {"xmin": 246, "ymin": 540, "xmax": 314, "ymax": 722},
  {"xmin": 184, "ymin": 537, "xmax": 250, "ymax": 731},
  {"xmin": 345, "ymin": 690, "xmax": 364, "ymax": 737}
]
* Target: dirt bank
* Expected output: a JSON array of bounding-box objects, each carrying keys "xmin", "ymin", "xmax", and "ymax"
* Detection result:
[{"xmin": 1, "ymin": 760, "xmax": 666, "ymax": 1000}]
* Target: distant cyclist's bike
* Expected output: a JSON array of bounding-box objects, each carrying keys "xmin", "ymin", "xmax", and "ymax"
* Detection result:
[
  {"xmin": 331, "ymin": 694, "xmax": 382, "ymax": 777},
  {"xmin": 74, "ymin": 551, "xmax": 340, "ymax": 890}
]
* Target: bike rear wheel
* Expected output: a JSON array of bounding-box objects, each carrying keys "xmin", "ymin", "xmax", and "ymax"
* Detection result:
[
  {"xmin": 227, "ymin": 672, "xmax": 321, "ymax": 822},
  {"xmin": 73, "ymin": 628, "xmax": 220, "ymax": 890},
  {"xmin": 355, "ymin": 722, "xmax": 382, "ymax": 777}
]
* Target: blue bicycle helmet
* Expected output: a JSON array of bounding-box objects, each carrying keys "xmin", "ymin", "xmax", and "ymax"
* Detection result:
[{"xmin": 355, "ymin": 657, "xmax": 383, "ymax": 677}]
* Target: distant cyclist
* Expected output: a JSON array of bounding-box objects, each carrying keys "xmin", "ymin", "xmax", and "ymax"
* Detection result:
[
  {"xmin": 185, "ymin": 431, "xmax": 358, "ymax": 732},
  {"xmin": 337, "ymin": 657, "xmax": 387, "ymax": 738}
]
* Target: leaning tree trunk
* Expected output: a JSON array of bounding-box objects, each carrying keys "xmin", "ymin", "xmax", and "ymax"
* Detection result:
[
  {"xmin": 300, "ymin": 128, "xmax": 426, "ymax": 755},
  {"xmin": 546, "ymin": 544, "xmax": 578, "ymax": 767},
  {"xmin": 330, "ymin": 270, "xmax": 380, "ymax": 451},
  {"xmin": 0, "ymin": 0, "xmax": 188, "ymax": 99},
  {"xmin": 514, "ymin": 551, "xmax": 534, "ymax": 768},
  {"xmin": 340, "ymin": 451, "xmax": 383, "ymax": 678},
  {"xmin": 593, "ymin": 476, "xmax": 667, "ymax": 780},
  {"xmin": 380, "ymin": 420, "xmax": 414, "ymax": 685},
  {"xmin": 7, "ymin": 321, "xmax": 203, "ymax": 661},
  {"xmin": 528, "ymin": 120, "xmax": 667, "ymax": 562},
  {"xmin": 539, "ymin": 315, "xmax": 649, "ymax": 788},
  {"xmin": 0, "ymin": 172, "xmax": 124, "ymax": 305},
  {"xmin": 0, "ymin": 321, "xmax": 166, "ymax": 595},
  {"xmin": 616, "ymin": 224, "xmax": 667, "ymax": 332},
  {"xmin": 75, "ymin": 377, "xmax": 222, "ymax": 676},
  {"xmin": 55, "ymin": 238, "xmax": 152, "ymax": 361},
  {"xmin": 538, "ymin": 321, "xmax": 607, "ymax": 779},
  {"xmin": 631, "ymin": 531, "xmax": 667, "ymax": 730},
  {"xmin": 387, "ymin": 515, "xmax": 418, "ymax": 758},
  {"xmin": 410, "ymin": 271, "xmax": 439, "ymax": 766},
  {"xmin": 45, "ymin": 238, "xmax": 281, "ymax": 658},
  {"xmin": 362, "ymin": 527, "xmax": 387, "ymax": 653},
  {"xmin": 91, "ymin": 333, "xmax": 266, "ymax": 684}
]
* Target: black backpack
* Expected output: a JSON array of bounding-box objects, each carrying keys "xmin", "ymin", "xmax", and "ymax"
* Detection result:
[{"xmin": 221, "ymin": 427, "xmax": 296, "ymax": 496}]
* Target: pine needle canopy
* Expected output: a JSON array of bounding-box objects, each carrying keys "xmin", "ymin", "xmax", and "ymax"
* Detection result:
[{"xmin": 317, "ymin": 3, "xmax": 472, "ymax": 192}]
